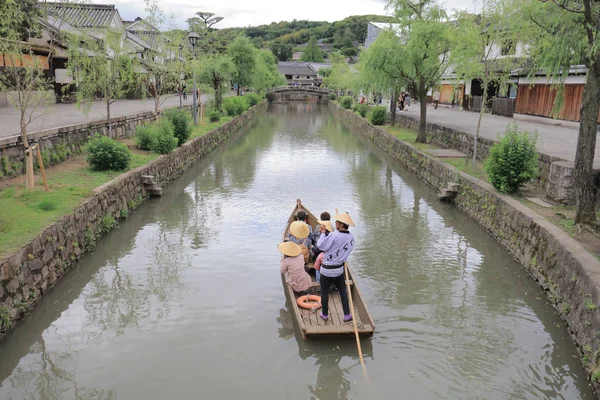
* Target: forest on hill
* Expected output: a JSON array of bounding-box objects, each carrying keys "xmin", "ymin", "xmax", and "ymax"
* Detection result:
[{"xmin": 187, "ymin": 14, "xmax": 397, "ymax": 60}]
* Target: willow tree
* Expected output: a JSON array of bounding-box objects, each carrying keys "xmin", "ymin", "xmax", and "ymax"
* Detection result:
[
  {"xmin": 517, "ymin": 0, "xmax": 600, "ymax": 223},
  {"xmin": 387, "ymin": 0, "xmax": 451, "ymax": 142},
  {"xmin": 196, "ymin": 54, "xmax": 235, "ymax": 111},
  {"xmin": 252, "ymin": 49, "xmax": 286, "ymax": 93},
  {"xmin": 450, "ymin": 7, "xmax": 523, "ymax": 169},
  {"xmin": 66, "ymin": 30, "xmax": 135, "ymax": 136},
  {"xmin": 227, "ymin": 36, "xmax": 256, "ymax": 96},
  {"xmin": 0, "ymin": 0, "xmax": 51, "ymax": 189},
  {"xmin": 358, "ymin": 29, "xmax": 405, "ymax": 126}
]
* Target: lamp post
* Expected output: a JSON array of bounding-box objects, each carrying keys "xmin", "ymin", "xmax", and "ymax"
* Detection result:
[{"xmin": 188, "ymin": 32, "xmax": 200, "ymax": 125}]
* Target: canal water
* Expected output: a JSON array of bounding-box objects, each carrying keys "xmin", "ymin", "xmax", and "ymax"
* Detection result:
[{"xmin": 0, "ymin": 104, "xmax": 594, "ymax": 399}]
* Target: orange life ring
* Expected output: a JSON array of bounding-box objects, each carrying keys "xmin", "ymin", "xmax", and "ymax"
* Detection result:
[{"xmin": 297, "ymin": 294, "xmax": 322, "ymax": 310}]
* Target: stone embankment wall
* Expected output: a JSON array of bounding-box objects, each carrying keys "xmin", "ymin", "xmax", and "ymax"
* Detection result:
[
  {"xmin": 0, "ymin": 101, "xmax": 267, "ymax": 339},
  {"xmin": 0, "ymin": 106, "xmax": 192, "ymax": 180},
  {"xmin": 332, "ymin": 102, "xmax": 600, "ymax": 393},
  {"xmin": 391, "ymin": 112, "xmax": 565, "ymax": 188}
]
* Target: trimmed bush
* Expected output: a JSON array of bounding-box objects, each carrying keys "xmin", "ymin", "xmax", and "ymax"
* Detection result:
[
  {"xmin": 223, "ymin": 96, "xmax": 249, "ymax": 117},
  {"xmin": 329, "ymin": 93, "xmax": 336, "ymax": 100},
  {"xmin": 163, "ymin": 109, "xmax": 191, "ymax": 146},
  {"xmin": 485, "ymin": 123, "xmax": 539, "ymax": 194},
  {"xmin": 149, "ymin": 119, "xmax": 178, "ymax": 154},
  {"xmin": 370, "ymin": 106, "xmax": 387, "ymax": 125},
  {"xmin": 340, "ymin": 96, "xmax": 353, "ymax": 109},
  {"xmin": 244, "ymin": 92, "xmax": 263, "ymax": 107},
  {"xmin": 356, "ymin": 104, "xmax": 369, "ymax": 118},
  {"xmin": 135, "ymin": 124, "xmax": 155, "ymax": 150},
  {"xmin": 208, "ymin": 110, "xmax": 221, "ymax": 122},
  {"xmin": 86, "ymin": 134, "xmax": 131, "ymax": 171}
]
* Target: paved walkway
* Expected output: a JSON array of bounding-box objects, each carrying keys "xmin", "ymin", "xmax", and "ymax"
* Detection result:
[
  {"xmin": 0, "ymin": 95, "xmax": 211, "ymax": 139},
  {"xmin": 402, "ymin": 104, "xmax": 600, "ymax": 164}
]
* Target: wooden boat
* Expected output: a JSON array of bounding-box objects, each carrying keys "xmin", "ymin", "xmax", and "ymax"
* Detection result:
[{"xmin": 281, "ymin": 199, "xmax": 375, "ymax": 339}]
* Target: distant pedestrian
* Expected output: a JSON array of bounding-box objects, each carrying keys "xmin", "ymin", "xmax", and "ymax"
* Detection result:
[
  {"xmin": 433, "ymin": 90, "xmax": 440, "ymax": 109},
  {"xmin": 405, "ymin": 93, "xmax": 410, "ymax": 109}
]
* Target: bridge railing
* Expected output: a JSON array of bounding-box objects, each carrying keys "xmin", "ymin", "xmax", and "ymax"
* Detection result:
[{"xmin": 267, "ymin": 86, "xmax": 331, "ymax": 94}]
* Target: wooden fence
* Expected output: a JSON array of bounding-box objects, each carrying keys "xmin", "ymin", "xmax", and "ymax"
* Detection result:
[{"xmin": 492, "ymin": 98, "xmax": 516, "ymax": 117}]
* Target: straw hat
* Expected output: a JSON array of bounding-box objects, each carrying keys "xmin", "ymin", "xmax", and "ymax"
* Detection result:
[
  {"xmin": 334, "ymin": 212, "xmax": 355, "ymax": 227},
  {"xmin": 278, "ymin": 241, "xmax": 302, "ymax": 257},
  {"xmin": 290, "ymin": 221, "xmax": 310, "ymax": 238},
  {"xmin": 318, "ymin": 220, "xmax": 333, "ymax": 233}
]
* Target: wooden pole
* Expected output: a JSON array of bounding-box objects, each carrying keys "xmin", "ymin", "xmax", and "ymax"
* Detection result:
[
  {"xmin": 200, "ymin": 103, "xmax": 204, "ymax": 123},
  {"xmin": 36, "ymin": 145, "xmax": 49, "ymax": 192},
  {"xmin": 344, "ymin": 261, "xmax": 369, "ymax": 381},
  {"xmin": 25, "ymin": 147, "xmax": 34, "ymax": 190}
]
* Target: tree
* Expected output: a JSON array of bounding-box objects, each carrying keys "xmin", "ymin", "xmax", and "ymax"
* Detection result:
[
  {"xmin": 324, "ymin": 54, "xmax": 358, "ymax": 94},
  {"xmin": 270, "ymin": 40, "xmax": 293, "ymax": 61},
  {"xmin": 450, "ymin": 8, "xmax": 523, "ymax": 169},
  {"xmin": 252, "ymin": 49, "xmax": 287, "ymax": 92},
  {"xmin": 358, "ymin": 29, "xmax": 405, "ymax": 126},
  {"xmin": 196, "ymin": 54, "xmax": 235, "ymax": 111},
  {"xmin": 300, "ymin": 36, "xmax": 325, "ymax": 62},
  {"xmin": 227, "ymin": 36, "xmax": 256, "ymax": 95},
  {"xmin": 388, "ymin": 0, "xmax": 451, "ymax": 142},
  {"xmin": 0, "ymin": 0, "xmax": 53, "ymax": 189},
  {"xmin": 195, "ymin": 12, "xmax": 224, "ymax": 29},
  {"xmin": 66, "ymin": 30, "xmax": 136, "ymax": 135},
  {"xmin": 517, "ymin": 0, "xmax": 600, "ymax": 223}
]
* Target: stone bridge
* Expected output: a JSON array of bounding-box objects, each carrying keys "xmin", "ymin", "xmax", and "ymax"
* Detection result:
[{"xmin": 266, "ymin": 86, "xmax": 331, "ymax": 104}]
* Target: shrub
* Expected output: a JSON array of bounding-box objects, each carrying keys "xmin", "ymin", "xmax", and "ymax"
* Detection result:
[
  {"xmin": 135, "ymin": 124, "xmax": 155, "ymax": 150},
  {"xmin": 36, "ymin": 198, "xmax": 58, "ymax": 212},
  {"xmin": 356, "ymin": 104, "xmax": 369, "ymax": 118},
  {"xmin": 484, "ymin": 124, "xmax": 539, "ymax": 194},
  {"xmin": 149, "ymin": 119, "xmax": 178, "ymax": 154},
  {"xmin": 86, "ymin": 134, "xmax": 131, "ymax": 171},
  {"xmin": 329, "ymin": 93, "xmax": 336, "ymax": 100},
  {"xmin": 223, "ymin": 96, "xmax": 249, "ymax": 117},
  {"xmin": 208, "ymin": 110, "xmax": 221, "ymax": 122},
  {"xmin": 370, "ymin": 106, "xmax": 387, "ymax": 125},
  {"xmin": 244, "ymin": 92, "xmax": 263, "ymax": 107},
  {"xmin": 163, "ymin": 109, "xmax": 191, "ymax": 146},
  {"xmin": 340, "ymin": 96, "xmax": 353, "ymax": 109}
]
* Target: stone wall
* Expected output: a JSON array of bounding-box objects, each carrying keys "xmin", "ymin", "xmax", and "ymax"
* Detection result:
[
  {"xmin": 0, "ymin": 105, "xmax": 192, "ymax": 180},
  {"xmin": 331, "ymin": 102, "xmax": 600, "ymax": 393},
  {"xmin": 391, "ymin": 112, "xmax": 565, "ymax": 187},
  {"xmin": 0, "ymin": 101, "xmax": 267, "ymax": 339}
]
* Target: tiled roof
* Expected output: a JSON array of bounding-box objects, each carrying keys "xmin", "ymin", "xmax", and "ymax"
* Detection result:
[
  {"xmin": 46, "ymin": 3, "xmax": 119, "ymax": 28},
  {"xmin": 278, "ymin": 62, "xmax": 317, "ymax": 76},
  {"xmin": 129, "ymin": 30, "xmax": 159, "ymax": 49}
]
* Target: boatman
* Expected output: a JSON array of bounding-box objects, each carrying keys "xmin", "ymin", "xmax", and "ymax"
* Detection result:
[{"xmin": 316, "ymin": 212, "xmax": 355, "ymax": 322}]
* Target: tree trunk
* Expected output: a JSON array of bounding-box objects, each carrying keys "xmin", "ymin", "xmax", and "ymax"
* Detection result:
[
  {"xmin": 574, "ymin": 62, "xmax": 600, "ymax": 223},
  {"xmin": 416, "ymin": 83, "xmax": 428, "ymax": 143},
  {"xmin": 389, "ymin": 91, "xmax": 396, "ymax": 126},
  {"xmin": 21, "ymin": 109, "xmax": 33, "ymax": 190},
  {"xmin": 472, "ymin": 84, "xmax": 488, "ymax": 170},
  {"xmin": 106, "ymin": 98, "xmax": 112, "ymax": 137},
  {"xmin": 215, "ymin": 82, "xmax": 223, "ymax": 111},
  {"xmin": 237, "ymin": 84, "xmax": 240, "ymax": 96}
]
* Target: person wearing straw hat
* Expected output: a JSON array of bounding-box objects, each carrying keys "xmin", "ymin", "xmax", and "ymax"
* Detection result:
[
  {"xmin": 288, "ymin": 219, "xmax": 312, "ymax": 264},
  {"xmin": 279, "ymin": 241, "xmax": 312, "ymax": 294},
  {"xmin": 316, "ymin": 212, "xmax": 356, "ymax": 322}
]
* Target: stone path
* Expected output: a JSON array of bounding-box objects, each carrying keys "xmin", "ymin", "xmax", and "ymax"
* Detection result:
[
  {"xmin": 401, "ymin": 103, "xmax": 600, "ymax": 165},
  {"xmin": 0, "ymin": 95, "xmax": 210, "ymax": 139}
]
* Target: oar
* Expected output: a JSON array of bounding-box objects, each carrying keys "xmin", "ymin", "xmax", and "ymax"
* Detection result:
[{"xmin": 344, "ymin": 261, "xmax": 369, "ymax": 380}]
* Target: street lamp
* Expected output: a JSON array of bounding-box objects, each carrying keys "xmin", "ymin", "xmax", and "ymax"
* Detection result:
[{"xmin": 188, "ymin": 32, "xmax": 200, "ymax": 125}]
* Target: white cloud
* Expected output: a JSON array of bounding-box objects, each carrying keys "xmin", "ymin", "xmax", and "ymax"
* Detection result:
[{"xmin": 93, "ymin": 0, "xmax": 481, "ymax": 29}]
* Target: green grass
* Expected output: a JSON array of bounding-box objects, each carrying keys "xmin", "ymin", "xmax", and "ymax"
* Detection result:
[
  {"xmin": 0, "ymin": 149, "xmax": 158, "ymax": 259},
  {"xmin": 189, "ymin": 116, "xmax": 233, "ymax": 139},
  {"xmin": 441, "ymin": 157, "xmax": 489, "ymax": 182},
  {"xmin": 382, "ymin": 126, "xmax": 434, "ymax": 151}
]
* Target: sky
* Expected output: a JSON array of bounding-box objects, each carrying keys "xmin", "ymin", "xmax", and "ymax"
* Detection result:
[{"xmin": 91, "ymin": 0, "xmax": 481, "ymax": 29}]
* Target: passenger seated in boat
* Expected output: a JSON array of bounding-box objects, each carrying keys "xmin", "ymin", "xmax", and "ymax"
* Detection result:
[
  {"xmin": 279, "ymin": 241, "xmax": 312, "ymax": 294},
  {"xmin": 311, "ymin": 211, "xmax": 332, "ymax": 260},
  {"xmin": 289, "ymin": 211, "xmax": 313, "ymax": 248},
  {"xmin": 313, "ymin": 220, "xmax": 333, "ymax": 284}
]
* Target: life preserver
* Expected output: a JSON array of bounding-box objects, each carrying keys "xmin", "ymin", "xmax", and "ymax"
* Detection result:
[{"xmin": 297, "ymin": 294, "xmax": 322, "ymax": 310}]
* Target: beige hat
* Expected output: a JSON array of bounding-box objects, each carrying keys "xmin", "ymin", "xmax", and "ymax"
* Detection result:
[
  {"xmin": 290, "ymin": 220, "xmax": 310, "ymax": 239},
  {"xmin": 318, "ymin": 220, "xmax": 333, "ymax": 232},
  {"xmin": 334, "ymin": 212, "xmax": 355, "ymax": 227},
  {"xmin": 278, "ymin": 241, "xmax": 302, "ymax": 257}
]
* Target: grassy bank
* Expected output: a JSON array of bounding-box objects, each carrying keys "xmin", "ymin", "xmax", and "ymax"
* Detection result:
[{"xmin": 0, "ymin": 116, "xmax": 232, "ymax": 259}]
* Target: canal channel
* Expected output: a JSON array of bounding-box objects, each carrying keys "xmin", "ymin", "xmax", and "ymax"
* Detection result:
[{"xmin": 0, "ymin": 103, "xmax": 593, "ymax": 399}]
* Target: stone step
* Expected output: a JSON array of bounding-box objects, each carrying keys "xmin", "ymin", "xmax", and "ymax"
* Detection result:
[
  {"xmin": 141, "ymin": 175, "xmax": 156, "ymax": 184},
  {"xmin": 144, "ymin": 183, "xmax": 162, "ymax": 191},
  {"xmin": 148, "ymin": 188, "xmax": 163, "ymax": 197}
]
